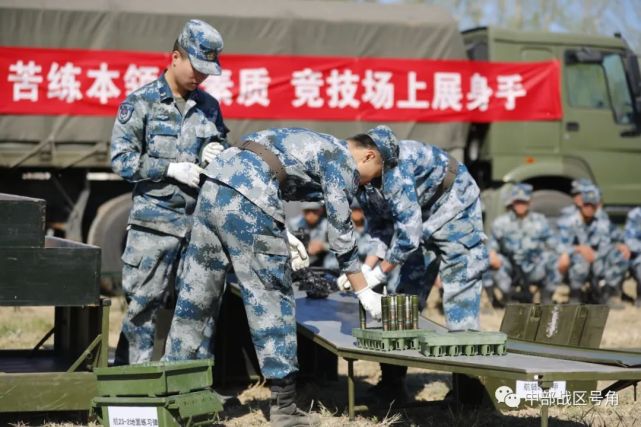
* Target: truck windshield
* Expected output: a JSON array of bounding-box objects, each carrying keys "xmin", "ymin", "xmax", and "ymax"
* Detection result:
[{"xmin": 566, "ymin": 52, "xmax": 635, "ymax": 125}]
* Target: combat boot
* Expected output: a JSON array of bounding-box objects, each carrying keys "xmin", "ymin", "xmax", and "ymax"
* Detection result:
[
  {"xmin": 540, "ymin": 288, "xmax": 554, "ymax": 305},
  {"xmin": 270, "ymin": 377, "xmax": 318, "ymax": 427},
  {"xmin": 600, "ymin": 286, "xmax": 624, "ymax": 310},
  {"xmin": 636, "ymin": 281, "xmax": 641, "ymax": 308},
  {"xmin": 568, "ymin": 288, "xmax": 582, "ymax": 304},
  {"xmin": 365, "ymin": 364, "xmax": 410, "ymax": 406}
]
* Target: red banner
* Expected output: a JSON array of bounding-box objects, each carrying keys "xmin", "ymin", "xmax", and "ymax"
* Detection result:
[{"xmin": 0, "ymin": 46, "xmax": 562, "ymax": 122}]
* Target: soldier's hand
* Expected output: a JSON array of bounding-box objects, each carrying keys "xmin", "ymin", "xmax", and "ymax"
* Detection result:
[
  {"xmin": 202, "ymin": 142, "xmax": 225, "ymax": 164},
  {"xmin": 167, "ymin": 162, "xmax": 204, "ymax": 188},
  {"xmin": 575, "ymin": 245, "xmax": 596, "ymax": 263},
  {"xmin": 286, "ymin": 230, "xmax": 309, "ymax": 271},
  {"xmin": 355, "ymin": 287, "xmax": 382, "ymax": 320},
  {"xmin": 363, "ymin": 265, "xmax": 387, "ymax": 288},
  {"xmin": 617, "ymin": 243, "xmax": 631, "ymax": 260}
]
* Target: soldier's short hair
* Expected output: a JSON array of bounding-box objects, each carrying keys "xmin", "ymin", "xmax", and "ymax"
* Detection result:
[
  {"xmin": 348, "ymin": 133, "xmax": 379, "ymax": 152},
  {"xmin": 172, "ymin": 39, "xmax": 187, "ymax": 58}
]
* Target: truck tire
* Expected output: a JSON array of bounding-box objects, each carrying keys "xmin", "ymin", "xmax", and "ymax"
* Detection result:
[
  {"xmin": 529, "ymin": 189, "xmax": 573, "ymax": 222},
  {"xmin": 87, "ymin": 193, "xmax": 132, "ymax": 295}
]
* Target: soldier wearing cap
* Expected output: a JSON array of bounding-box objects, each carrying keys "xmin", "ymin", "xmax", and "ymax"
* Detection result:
[
  {"xmin": 338, "ymin": 127, "xmax": 488, "ymax": 402},
  {"xmin": 162, "ymin": 127, "xmax": 396, "ymax": 426},
  {"xmin": 624, "ymin": 207, "xmax": 641, "ymax": 306},
  {"xmin": 483, "ymin": 183, "xmax": 566, "ymax": 305},
  {"xmin": 557, "ymin": 186, "xmax": 628, "ymax": 306},
  {"xmin": 288, "ymin": 201, "xmax": 331, "ymax": 267},
  {"xmin": 111, "ymin": 19, "xmax": 228, "ymax": 364}
]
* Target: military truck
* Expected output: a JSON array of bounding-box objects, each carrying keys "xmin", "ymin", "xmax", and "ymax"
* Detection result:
[{"xmin": 1, "ymin": 0, "xmax": 640, "ymax": 290}]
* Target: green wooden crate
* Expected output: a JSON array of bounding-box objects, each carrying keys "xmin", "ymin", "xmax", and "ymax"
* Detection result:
[
  {"xmin": 95, "ymin": 360, "xmax": 214, "ymax": 397},
  {"xmin": 0, "ymin": 193, "xmax": 45, "ymax": 248},
  {"xmin": 92, "ymin": 389, "xmax": 222, "ymax": 427}
]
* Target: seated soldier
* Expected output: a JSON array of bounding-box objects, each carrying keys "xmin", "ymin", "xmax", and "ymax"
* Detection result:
[
  {"xmin": 288, "ymin": 201, "xmax": 330, "ymax": 267},
  {"xmin": 557, "ymin": 186, "xmax": 628, "ymax": 307},
  {"xmin": 624, "ymin": 207, "xmax": 641, "ymax": 307},
  {"xmin": 483, "ymin": 183, "xmax": 566, "ymax": 305}
]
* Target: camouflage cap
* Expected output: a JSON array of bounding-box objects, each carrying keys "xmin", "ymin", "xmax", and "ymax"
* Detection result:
[
  {"xmin": 301, "ymin": 201, "xmax": 324, "ymax": 210},
  {"xmin": 581, "ymin": 186, "xmax": 601, "ymax": 205},
  {"xmin": 504, "ymin": 182, "xmax": 533, "ymax": 206},
  {"xmin": 570, "ymin": 178, "xmax": 594, "ymax": 195},
  {"xmin": 366, "ymin": 125, "xmax": 399, "ymax": 169},
  {"xmin": 177, "ymin": 19, "xmax": 223, "ymax": 75}
]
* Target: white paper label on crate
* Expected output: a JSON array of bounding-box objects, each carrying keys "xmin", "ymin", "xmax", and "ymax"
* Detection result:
[
  {"xmin": 108, "ymin": 406, "xmax": 159, "ymax": 426},
  {"xmin": 515, "ymin": 380, "xmax": 566, "ymax": 399}
]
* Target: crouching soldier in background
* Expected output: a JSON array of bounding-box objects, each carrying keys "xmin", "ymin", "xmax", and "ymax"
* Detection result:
[
  {"xmin": 288, "ymin": 201, "xmax": 331, "ymax": 267},
  {"xmin": 483, "ymin": 183, "xmax": 567, "ymax": 305},
  {"xmin": 558, "ymin": 186, "xmax": 628, "ymax": 307},
  {"xmin": 162, "ymin": 127, "xmax": 397, "ymax": 426}
]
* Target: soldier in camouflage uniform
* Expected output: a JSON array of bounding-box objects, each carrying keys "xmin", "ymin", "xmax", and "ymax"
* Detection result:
[
  {"xmin": 162, "ymin": 126, "xmax": 398, "ymax": 426},
  {"xmin": 288, "ymin": 201, "xmax": 331, "ymax": 267},
  {"xmin": 557, "ymin": 187, "xmax": 628, "ymax": 306},
  {"xmin": 110, "ymin": 19, "xmax": 228, "ymax": 364},
  {"xmin": 483, "ymin": 183, "xmax": 564, "ymax": 305},
  {"xmin": 624, "ymin": 207, "xmax": 641, "ymax": 306},
  {"xmin": 339, "ymin": 131, "xmax": 488, "ymax": 402}
]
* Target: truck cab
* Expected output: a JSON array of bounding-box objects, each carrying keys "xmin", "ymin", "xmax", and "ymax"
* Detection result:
[{"xmin": 463, "ymin": 27, "xmax": 641, "ymax": 225}]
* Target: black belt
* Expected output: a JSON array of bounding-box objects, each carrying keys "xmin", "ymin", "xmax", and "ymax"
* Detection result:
[
  {"xmin": 233, "ymin": 140, "xmax": 287, "ymax": 186},
  {"xmin": 424, "ymin": 154, "xmax": 459, "ymax": 212}
]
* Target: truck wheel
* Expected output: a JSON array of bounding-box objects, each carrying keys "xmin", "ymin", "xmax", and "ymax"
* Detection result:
[
  {"xmin": 87, "ymin": 193, "xmax": 132, "ymax": 295},
  {"xmin": 529, "ymin": 189, "xmax": 573, "ymax": 221}
]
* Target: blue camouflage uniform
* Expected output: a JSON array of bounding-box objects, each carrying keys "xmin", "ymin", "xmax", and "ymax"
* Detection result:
[
  {"xmin": 163, "ymin": 128, "xmax": 373, "ymax": 380},
  {"xmin": 111, "ymin": 19, "xmax": 227, "ymax": 364},
  {"xmin": 483, "ymin": 183, "xmax": 560, "ymax": 295},
  {"xmin": 625, "ymin": 207, "xmax": 641, "ymax": 289},
  {"xmin": 557, "ymin": 188, "xmax": 628, "ymax": 291},
  {"xmin": 359, "ymin": 137, "xmax": 488, "ymax": 330}
]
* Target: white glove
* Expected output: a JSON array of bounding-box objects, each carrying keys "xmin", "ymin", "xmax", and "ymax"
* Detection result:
[
  {"xmin": 202, "ymin": 142, "xmax": 225, "ymax": 164},
  {"xmin": 166, "ymin": 162, "xmax": 204, "ymax": 188},
  {"xmin": 355, "ymin": 287, "xmax": 382, "ymax": 320},
  {"xmin": 286, "ymin": 230, "xmax": 309, "ymax": 271},
  {"xmin": 363, "ymin": 265, "xmax": 387, "ymax": 288},
  {"xmin": 338, "ymin": 264, "xmax": 372, "ymax": 291}
]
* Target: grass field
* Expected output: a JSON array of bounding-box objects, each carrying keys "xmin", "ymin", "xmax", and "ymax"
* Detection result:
[{"xmin": 2, "ymin": 281, "xmax": 641, "ymax": 426}]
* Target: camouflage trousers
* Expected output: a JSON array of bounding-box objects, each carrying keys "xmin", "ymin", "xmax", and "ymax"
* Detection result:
[
  {"xmin": 482, "ymin": 252, "xmax": 560, "ymax": 294},
  {"xmin": 392, "ymin": 199, "xmax": 488, "ymax": 330},
  {"xmin": 162, "ymin": 179, "xmax": 298, "ymax": 380},
  {"xmin": 569, "ymin": 247, "xmax": 629, "ymax": 290},
  {"xmin": 630, "ymin": 253, "xmax": 641, "ymax": 288},
  {"xmin": 120, "ymin": 226, "xmax": 187, "ymax": 364}
]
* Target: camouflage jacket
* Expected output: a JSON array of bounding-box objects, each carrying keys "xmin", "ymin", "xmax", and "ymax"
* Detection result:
[
  {"xmin": 489, "ymin": 210, "xmax": 557, "ymax": 272},
  {"xmin": 557, "ymin": 210, "xmax": 615, "ymax": 256},
  {"xmin": 559, "ymin": 204, "xmax": 624, "ymax": 243},
  {"xmin": 203, "ymin": 128, "xmax": 362, "ymax": 273},
  {"xmin": 625, "ymin": 207, "xmax": 641, "ymax": 254},
  {"xmin": 111, "ymin": 73, "xmax": 227, "ymax": 237},
  {"xmin": 359, "ymin": 140, "xmax": 480, "ymax": 265}
]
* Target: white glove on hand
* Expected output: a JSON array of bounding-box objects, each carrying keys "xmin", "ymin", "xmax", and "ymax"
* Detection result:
[
  {"xmin": 286, "ymin": 230, "xmax": 309, "ymax": 271},
  {"xmin": 202, "ymin": 142, "xmax": 225, "ymax": 164},
  {"xmin": 167, "ymin": 162, "xmax": 204, "ymax": 188},
  {"xmin": 355, "ymin": 287, "xmax": 382, "ymax": 320},
  {"xmin": 338, "ymin": 264, "xmax": 372, "ymax": 291},
  {"xmin": 363, "ymin": 265, "xmax": 387, "ymax": 288}
]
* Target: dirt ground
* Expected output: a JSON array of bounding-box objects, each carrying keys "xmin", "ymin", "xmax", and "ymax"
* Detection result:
[{"xmin": 2, "ymin": 281, "xmax": 641, "ymax": 426}]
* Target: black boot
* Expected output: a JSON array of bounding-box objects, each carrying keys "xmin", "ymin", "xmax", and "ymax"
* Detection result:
[
  {"xmin": 540, "ymin": 288, "xmax": 554, "ymax": 305},
  {"xmin": 600, "ymin": 286, "xmax": 624, "ymax": 310},
  {"xmin": 270, "ymin": 376, "xmax": 318, "ymax": 427},
  {"xmin": 366, "ymin": 364, "xmax": 410, "ymax": 405},
  {"xmin": 568, "ymin": 288, "xmax": 582, "ymax": 304}
]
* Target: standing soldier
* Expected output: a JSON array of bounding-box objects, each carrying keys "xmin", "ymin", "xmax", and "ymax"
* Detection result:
[
  {"xmin": 624, "ymin": 207, "xmax": 641, "ymax": 306},
  {"xmin": 340, "ymin": 129, "xmax": 489, "ymax": 401},
  {"xmin": 163, "ymin": 127, "xmax": 396, "ymax": 426},
  {"xmin": 557, "ymin": 187, "xmax": 628, "ymax": 306},
  {"xmin": 111, "ymin": 19, "xmax": 228, "ymax": 364},
  {"xmin": 483, "ymin": 183, "xmax": 566, "ymax": 305}
]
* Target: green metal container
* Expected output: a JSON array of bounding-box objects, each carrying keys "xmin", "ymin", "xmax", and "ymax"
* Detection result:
[
  {"xmin": 352, "ymin": 327, "xmax": 424, "ymax": 351},
  {"xmin": 94, "ymin": 360, "xmax": 214, "ymax": 397},
  {"xmin": 92, "ymin": 389, "xmax": 222, "ymax": 427},
  {"xmin": 419, "ymin": 331, "xmax": 507, "ymax": 357}
]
